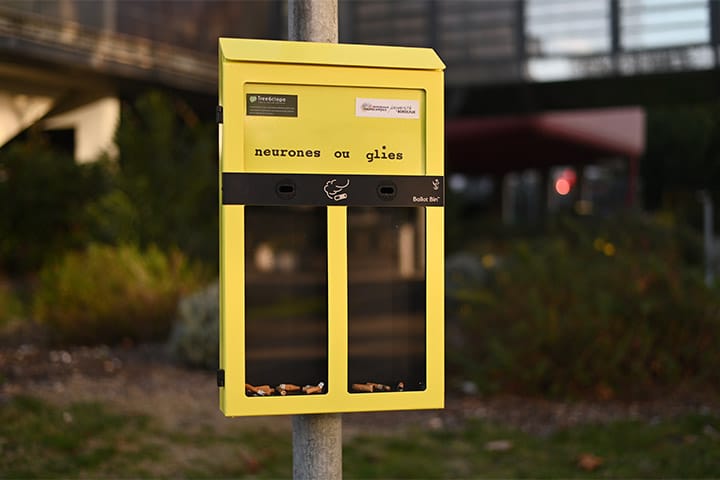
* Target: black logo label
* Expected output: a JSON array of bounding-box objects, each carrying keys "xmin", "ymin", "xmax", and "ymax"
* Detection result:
[{"xmin": 247, "ymin": 94, "xmax": 298, "ymax": 117}]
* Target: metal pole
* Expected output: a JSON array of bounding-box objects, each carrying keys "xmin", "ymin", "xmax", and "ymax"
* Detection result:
[
  {"xmin": 700, "ymin": 190, "xmax": 715, "ymax": 287},
  {"xmin": 609, "ymin": 0, "xmax": 621, "ymax": 74},
  {"xmin": 710, "ymin": 0, "xmax": 720, "ymax": 68},
  {"xmin": 293, "ymin": 414, "xmax": 342, "ymax": 479},
  {"xmin": 288, "ymin": 2, "xmax": 342, "ymax": 479},
  {"xmin": 289, "ymin": 0, "xmax": 338, "ymax": 43}
]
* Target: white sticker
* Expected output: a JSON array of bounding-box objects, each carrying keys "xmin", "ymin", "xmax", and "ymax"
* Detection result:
[{"xmin": 356, "ymin": 98, "xmax": 420, "ymax": 119}]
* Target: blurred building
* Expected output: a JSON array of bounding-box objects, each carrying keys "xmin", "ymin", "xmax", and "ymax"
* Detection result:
[
  {"xmin": 1, "ymin": 0, "xmax": 716, "ymax": 216},
  {"xmin": 0, "ymin": 0, "xmax": 282, "ymax": 161},
  {"xmin": 342, "ymin": 0, "xmax": 715, "ymax": 219},
  {"xmin": 343, "ymin": 1, "xmax": 716, "ymax": 92}
]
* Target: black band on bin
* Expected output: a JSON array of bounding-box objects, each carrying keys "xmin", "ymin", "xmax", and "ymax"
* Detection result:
[{"xmin": 222, "ymin": 173, "xmax": 444, "ymax": 207}]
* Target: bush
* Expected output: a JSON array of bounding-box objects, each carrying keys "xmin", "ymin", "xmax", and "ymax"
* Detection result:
[
  {"xmin": 449, "ymin": 216, "xmax": 720, "ymax": 399},
  {"xmin": 84, "ymin": 91, "xmax": 218, "ymax": 267},
  {"xmin": 33, "ymin": 244, "xmax": 204, "ymax": 345},
  {"xmin": 0, "ymin": 91, "xmax": 218, "ymax": 275},
  {"xmin": 0, "ymin": 279, "xmax": 24, "ymax": 328},
  {"xmin": 167, "ymin": 282, "xmax": 218, "ymax": 369},
  {"xmin": 0, "ymin": 135, "xmax": 108, "ymax": 273}
]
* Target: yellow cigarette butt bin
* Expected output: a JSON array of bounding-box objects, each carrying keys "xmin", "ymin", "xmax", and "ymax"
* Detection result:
[{"xmin": 218, "ymin": 38, "xmax": 445, "ymax": 416}]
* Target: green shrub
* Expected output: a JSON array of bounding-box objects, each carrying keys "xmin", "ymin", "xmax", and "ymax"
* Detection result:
[
  {"xmin": 0, "ymin": 135, "xmax": 109, "ymax": 273},
  {"xmin": 33, "ymin": 244, "xmax": 204, "ymax": 345},
  {"xmin": 0, "ymin": 279, "xmax": 24, "ymax": 328},
  {"xmin": 0, "ymin": 91, "xmax": 218, "ymax": 275},
  {"xmin": 84, "ymin": 91, "xmax": 218, "ymax": 267},
  {"xmin": 167, "ymin": 282, "xmax": 218, "ymax": 368},
  {"xmin": 449, "ymin": 216, "xmax": 720, "ymax": 399}
]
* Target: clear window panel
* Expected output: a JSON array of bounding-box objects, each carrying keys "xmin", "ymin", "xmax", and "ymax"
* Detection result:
[
  {"xmin": 621, "ymin": 0, "xmax": 709, "ymax": 50},
  {"xmin": 244, "ymin": 206, "xmax": 328, "ymax": 396},
  {"xmin": 525, "ymin": 0, "xmax": 610, "ymax": 56},
  {"xmin": 347, "ymin": 207, "xmax": 426, "ymax": 393}
]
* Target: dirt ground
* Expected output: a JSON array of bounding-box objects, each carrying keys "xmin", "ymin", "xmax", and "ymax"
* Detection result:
[{"xmin": 2, "ymin": 341, "xmax": 719, "ymax": 439}]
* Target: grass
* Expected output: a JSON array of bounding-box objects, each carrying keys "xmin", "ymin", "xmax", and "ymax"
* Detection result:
[
  {"xmin": 1, "ymin": 395, "xmax": 719, "ymax": 478},
  {"xmin": 345, "ymin": 416, "xmax": 720, "ymax": 478},
  {"xmin": 0, "ymin": 396, "xmax": 157, "ymax": 478}
]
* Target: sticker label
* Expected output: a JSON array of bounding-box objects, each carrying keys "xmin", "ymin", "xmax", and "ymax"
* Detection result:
[
  {"xmin": 356, "ymin": 98, "xmax": 420, "ymax": 119},
  {"xmin": 247, "ymin": 94, "xmax": 298, "ymax": 117}
]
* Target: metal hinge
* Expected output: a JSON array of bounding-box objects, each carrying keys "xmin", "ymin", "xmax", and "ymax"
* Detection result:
[
  {"xmin": 217, "ymin": 369, "xmax": 225, "ymax": 387},
  {"xmin": 216, "ymin": 105, "xmax": 223, "ymax": 124}
]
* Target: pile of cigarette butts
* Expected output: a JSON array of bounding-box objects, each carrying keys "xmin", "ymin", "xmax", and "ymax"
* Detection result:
[
  {"xmin": 245, "ymin": 380, "xmax": 408, "ymax": 396},
  {"xmin": 351, "ymin": 381, "xmax": 405, "ymax": 393},
  {"xmin": 245, "ymin": 382, "xmax": 325, "ymax": 396}
]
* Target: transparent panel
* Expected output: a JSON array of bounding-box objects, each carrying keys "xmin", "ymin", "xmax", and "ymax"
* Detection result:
[
  {"xmin": 621, "ymin": 0, "xmax": 708, "ymax": 50},
  {"xmin": 347, "ymin": 207, "xmax": 426, "ymax": 393},
  {"xmin": 244, "ymin": 206, "xmax": 327, "ymax": 396},
  {"xmin": 526, "ymin": 0, "xmax": 610, "ymax": 56}
]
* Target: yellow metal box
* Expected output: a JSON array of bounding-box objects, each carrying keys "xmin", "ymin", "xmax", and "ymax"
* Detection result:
[{"xmin": 219, "ymin": 38, "xmax": 445, "ymax": 416}]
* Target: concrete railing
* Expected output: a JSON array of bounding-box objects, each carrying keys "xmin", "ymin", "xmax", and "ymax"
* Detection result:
[{"xmin": 0, "ymin": 6, "xmax": 216, "ymax": 93}]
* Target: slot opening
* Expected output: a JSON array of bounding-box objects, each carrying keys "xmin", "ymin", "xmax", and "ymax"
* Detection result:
[
  {"xmin": 244, "ymin": 206, "xmax": 328, "ymax": 397},
  {"xmin": 377, "ymin": 182, "xmax": 397, "ymax": 200},
  {"xmin": 347, "ymin": 207, "xmax": 426, "ymax": 394},
  {"xmin": 276, "ymin": 181, "xmax": 296, "ymax": 199}
]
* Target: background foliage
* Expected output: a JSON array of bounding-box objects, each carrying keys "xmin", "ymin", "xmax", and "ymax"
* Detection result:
[
  {"xmin": 448, "ymin": 216, "xmax": 720, "ymax": 398},
  {"xmin": 0, "ymin": 91, "xmax": 216, "ymax": 344},
  {"xmin": 0, "ymin": 136, "xmax": 108, "ymax": 273},
  {"xmin": 33, "ymin": 243, "xmax": 203, "ymax": 344},
  {"xmin": 0, "ymin": 91, "xmax": 218, "ymax": 276},
  {"xmin": 641, "ymin": 102, "xmax": 720, "ymax": 227},
  {"xmin": 167, "ymin": 281, "xmax": 219, "ymax": 368},
  {"xmin": 85, "ymin": 91, "xmax": 218, "ymax": 267},
  {"xmin": 0, "ymin": 277, "xmax": 24, "ymax": 328}
]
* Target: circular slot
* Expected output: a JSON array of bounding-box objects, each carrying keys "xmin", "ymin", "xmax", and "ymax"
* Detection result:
[
  {"xmin": 275, "ymin": 180, "xmax": 296, "ymax": 199},
  {"xmin": 377, "ymin": 182, "xmax": 397, "ymax": 201}
]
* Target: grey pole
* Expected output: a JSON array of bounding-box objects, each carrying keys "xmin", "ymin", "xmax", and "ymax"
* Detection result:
[
  {"xmin": 288, "ymin": 2, "xmax": 342, "ymax": 479},
  {"xmin": 700, "ymin": 190, "xmax": 715, "ymax": 287},
  {"xmin": 289, "ymin": 0, "xmax": 338, "ymax": 43},
  {"xmin": 292, "ymin": 414, "xmax": 342, "ymax": 479}
]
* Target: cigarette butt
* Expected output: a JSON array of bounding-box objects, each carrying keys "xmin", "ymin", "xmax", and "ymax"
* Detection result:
[
  {"xmin": 352, "ymin": 383, "xmax": 374, "ymax": 393},
  {"xmin": 278, "ymin": 383, "xmax": 301, "ymax": 392},
  {"xmin": 303, "ymin": 385, "xmax": 323, "ymax": 394},
  {"xmin": 247, "ymin": 384, "xmax": 274, "ymax": 395},
  {"xmin": 369, "ymin": 383, "xmax": 391, "ymax": 392},
  {"xmin": 279, "ymin": 389, "xmax": 287, "ymax": 396},
  {"xmin": 397, "ymin": 381, "xmax": 405, "ymax": 391},
  {"xmin": 256, "ymin": 385, "xmax": 273, "ymax": 395}
]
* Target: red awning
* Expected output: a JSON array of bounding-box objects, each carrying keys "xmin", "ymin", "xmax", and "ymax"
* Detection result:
[{"xmin": 445, "ymin": 107, "xmax": 645, "ymax": 175}]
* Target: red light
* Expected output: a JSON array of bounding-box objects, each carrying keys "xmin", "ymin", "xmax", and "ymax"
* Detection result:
[
  {"xmin": 554, "ymin": 168, "xmax": 577, "ymax": 196},
  {"xmin": 561, "ymin": 168, "xmax": 577, "ymax": 185},
  {"xmin": 555, "ymin": 178, "xmax": 571, "ymax": 195}
]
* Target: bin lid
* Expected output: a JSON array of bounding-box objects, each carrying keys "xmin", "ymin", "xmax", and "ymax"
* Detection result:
[{"xmin": 220, "ymin": 38, "xmax": 445, "ymax": 71}]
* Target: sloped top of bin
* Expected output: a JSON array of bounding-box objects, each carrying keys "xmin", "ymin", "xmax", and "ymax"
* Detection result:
[{"xmin": 219, "ymin": 38, "xmax": 445, "ymax": 71}]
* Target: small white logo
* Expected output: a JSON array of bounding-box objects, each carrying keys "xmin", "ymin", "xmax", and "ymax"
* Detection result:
[
  {"xmin": 432, "ymin": 178, "xmax": 440, "ymax": 191},
  {"xmin": 356, "ymin": 98, "xmax": 420, "ymax": 119},
  {"xmin": 324, "ymin": 178, "xmax": 350, "ymax": 201}
]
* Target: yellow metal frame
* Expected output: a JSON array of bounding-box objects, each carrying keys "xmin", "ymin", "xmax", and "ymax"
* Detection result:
[{"xmin": 219, "ymin": 38, "xmax": 444, "ymax": 416}]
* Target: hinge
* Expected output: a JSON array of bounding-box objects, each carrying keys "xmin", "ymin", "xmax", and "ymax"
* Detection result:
[
  {"xmin": 217, "ymin": 369, "xmax": 225, "ymax": 387},
  {"xmin": 216, "ymin": 105, "xmax": 223, "ymax": 124}
]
